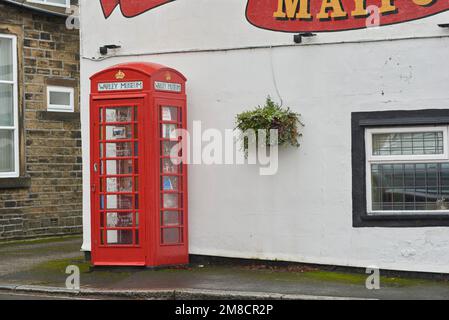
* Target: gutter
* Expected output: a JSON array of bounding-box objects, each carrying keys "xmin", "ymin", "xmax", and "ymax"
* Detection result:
[{"xmin": 1, "ymin": 0, "xmax": 69, "ymax": 17}]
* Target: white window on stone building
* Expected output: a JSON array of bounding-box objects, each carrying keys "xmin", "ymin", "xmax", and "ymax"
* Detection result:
[
  {"xmin": 0, "ymin": 34, "xmax": 19, "ymax": 178},
  {"xmin": 27, "ymin": 0, "xmax": 70, "ymax": 9},
  {"xmin": 47, "ymin": 85, "xmax": 75, "ymax": 112}
]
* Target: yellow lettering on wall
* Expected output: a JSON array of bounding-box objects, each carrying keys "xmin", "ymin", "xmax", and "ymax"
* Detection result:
[
  {"xmin": 273, "ymin": 0, "xmax": 312, "ymax": 19},
  {"xmin": 273, "ymin": 0, "xmax": 286, "ymax": 18},
  {"xmin": 273, "ymin": 0, "xmax": 298, "ymax": 18},
  {"xmin": 352, "ymin": 0, "xmax": 368, "ymax": 17},
  {"xmin": 297, "ymin": 0, "xmax": 312, "ymax": 19},
  {"xmin": 316, "ymin": 0, "xmax": 348, "ymax": 19},
  {"xmin": 380, "ymin": 0, "xmax": 396, "ymax": 14},
  {"xmin": 412, "ymin": 0, "xmax": 434, "ymax": 6}
]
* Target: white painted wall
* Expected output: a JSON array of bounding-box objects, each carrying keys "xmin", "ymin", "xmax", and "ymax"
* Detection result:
[{"xmin": 80, "ymin": 0, "xmax": 449, "ymax": 273}]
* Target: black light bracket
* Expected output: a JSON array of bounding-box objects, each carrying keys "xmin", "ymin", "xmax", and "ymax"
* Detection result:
[
  {"xmin": 438, "ymin": 23, "xmax": 449, "ymax": 28},
  {"xmin": 293, "ymin": 32, "xmax": 317, "ymax": 44},
  {"xmin": 99, "ymin": 44, "xmax": 122, "ymax": 55}
]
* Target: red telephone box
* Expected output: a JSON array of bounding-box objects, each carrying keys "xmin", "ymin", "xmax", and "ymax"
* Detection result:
[{"xmin": 89, "ymin": 62, "xmax": 188, "ymax": 267}]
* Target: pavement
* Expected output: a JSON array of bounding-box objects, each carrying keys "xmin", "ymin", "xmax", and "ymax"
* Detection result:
[{"xmin": 1, "ymin": 236, "xmax": 449, "ymax": 300}]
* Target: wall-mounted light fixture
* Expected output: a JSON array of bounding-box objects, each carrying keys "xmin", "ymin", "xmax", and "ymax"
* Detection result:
[
  {"xmin": 293, "ymin": 33, "xmax": 317, "ymax": 44},
  {"xmin": 99, "ymin": 44, "xmax": 122, "ymax": 55}
]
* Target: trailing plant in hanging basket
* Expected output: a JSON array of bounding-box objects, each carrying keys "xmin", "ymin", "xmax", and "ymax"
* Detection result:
[{"xmin": 235, "ymin": 97, "xmax": 303, "ymax": 155}]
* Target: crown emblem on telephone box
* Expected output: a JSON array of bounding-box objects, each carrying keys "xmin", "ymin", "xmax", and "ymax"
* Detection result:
[
  {"xmin": 115, "ymin": 70, "xmax": 126, "ymax": 80},
  {"xmin": 165, "ymin": 72, "xmax": 172, "ymax": 81}
]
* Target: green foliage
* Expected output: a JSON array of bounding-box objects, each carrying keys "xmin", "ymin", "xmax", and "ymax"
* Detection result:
[{"xmin": 235, "ymin": 97, "xmax": 303, "ymax": 154}]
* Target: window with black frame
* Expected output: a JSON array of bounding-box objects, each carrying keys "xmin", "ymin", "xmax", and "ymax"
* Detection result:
[{"xmin": 352, "ymin": 110, "xmax": 449, "ymax": 227}]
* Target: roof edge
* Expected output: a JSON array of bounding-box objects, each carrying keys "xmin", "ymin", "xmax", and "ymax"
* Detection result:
[{"xmin": 2, "ymin": 0, "xmax": 69, "ymax": 17}]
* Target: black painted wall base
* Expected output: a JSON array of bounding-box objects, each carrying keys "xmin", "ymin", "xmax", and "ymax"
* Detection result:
[
  {"xmin": 190, "ymin": 254, "xmax": 449, "ymax": 280},
  {"xmin": 84, "ymin": 251, "xmax": 91, "ymax": 262}
]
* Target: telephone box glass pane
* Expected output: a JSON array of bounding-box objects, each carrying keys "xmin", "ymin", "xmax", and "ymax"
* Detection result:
[
  {"xmin": 100, "ymin": 212, "xmax": 104, "ymax": 228},
  {"xmin": 162, "ymin": 124, "xmax": 179, "ymax": 139},
  {"xmin": 135, "ymin": 195, "xmax": 139, "ymax": 209},
  {"xmin": 105, "ymin": 107, "xmax": 132, "ymax": 122},
  {"xmin": 107, "ymin": 212, "xmax": 133, "ymax": 227},
  {"xmin": 162, "ymin": 141, "xmax": 180, "ymax": 157},
  {"xmin": 105, "ymin": 125, "xmax": 134, "ymax": 140},
  {"xmin": 161, "ymin": 106, "xmax": 179, "ymax": 122},
  {"xmin": 162, "ymin": 176, "xmax": 179, "ymax": 191},
  {"xmin": 107, "ymin": 230, "xmax": 133, "ymax": 245},
  {"xmin": 162, "ymin": 228, "xmax": 181, "ymax": 244},
  {"xmin": 163, "ymin": 193, "xmax": 179, "ymax": 209},
  {"xmin": 106, "ymin": 159, "xmax": 135, "ymax": 175},
  {"xmin": 106, "ymin": 142, "xmax": 134, "ymax": 157},
  {"xmin": 107, "ymin": 194, "xmax": 133, "ymax": 209},
  {"xmin": 161, "ymin": 158, "xmax": 181, "ymax": 174},
  {"xmin": 162, "ymin": 211, "xmax": 181, "ymax": 226},
  {"xmin": 106, "ymin": 177, "xmax": 133, "ymax": 192}
]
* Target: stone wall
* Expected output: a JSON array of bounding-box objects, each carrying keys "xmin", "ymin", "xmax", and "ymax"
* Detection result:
[{"xmin": 0, "ymin": 2, "xmax": 81, "ymax": 240}]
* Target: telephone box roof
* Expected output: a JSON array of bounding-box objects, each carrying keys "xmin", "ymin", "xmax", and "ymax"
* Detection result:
[{"xmin": 90, "ymin": 62, "xmax": 187, "ymax": 81}]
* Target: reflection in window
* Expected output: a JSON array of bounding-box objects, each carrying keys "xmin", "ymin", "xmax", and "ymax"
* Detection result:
[
  {"xmin": 107, "ymin": 230, "xmax": 133, "ymax": 245},
  {"xmin": 107, "ymin": 212, "xmax": 133, "ymax": 228},
  {"xmin": 106, "ymin": 177, "xmax": 134, "ymax": 192},
  {"xmin": 107, "ymin": 194, "xmax": 133, "ymax": 209},
  {"xmin": 161, "ymin": 106, "xmax": 179, "ymax": 122},
  {"xmin": 105, "ymin": 159, "xmax": 135, "ymax": 175},
  {"xmin": 106, "ymin": 142, "xmax": 134, "ymax": 157},
  {"xmin": 162, "ymin": 228, "xmax": 181, "ymax": 244},
  {"xmin": 163, "ymin": 193, "xmax": 179, "ymax": 209},
  {"xmin": 372, "ymin": 163, "xmax": 449, "ymax": 211},
  {"xmin": 373, "ymin": 132, "xmax": 444, "ymax": 156},
  {"xmin": 0, "ymin": 35, "xmax": 18, "ymax": 178},
  {"xmin": 162, "ymin": 211, "xmax": 181, "ymax": 226},
  {"xmin": 105, "ymin": 107, "xmax": 133, "ymax": 122}
]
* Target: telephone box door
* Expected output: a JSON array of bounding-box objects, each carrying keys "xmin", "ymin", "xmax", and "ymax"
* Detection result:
[
  {"xmin": 90, "ymin": 97, "xmax": 147, "ymax": 265},
  {"xmin": 155, "ymin": 98, "xmax": 189, "ymax": 265}
]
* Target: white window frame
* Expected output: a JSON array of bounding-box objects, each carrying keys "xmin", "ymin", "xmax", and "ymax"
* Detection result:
[
  {"xmin": 26, "ymin": 0, "xmax": 70, "ymax": 9},
  {"xmin": 0, "ymin": 34, "xmax": 19, "ymax": 178},
  {"xmin": 365, "ymin": 126, "xmax": 449, "ymax": 215},
  {"xmin": 47, "ymin": 85, "xmax": 75, "ymax": 112}
]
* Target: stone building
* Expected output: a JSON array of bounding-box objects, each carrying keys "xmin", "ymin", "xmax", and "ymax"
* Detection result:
[{"xmin": 0, "ymin": 0, "xmax": 81, "ymax": 240}]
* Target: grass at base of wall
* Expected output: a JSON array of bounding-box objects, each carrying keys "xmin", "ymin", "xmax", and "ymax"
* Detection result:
[
  {"xmin": 301, "ymin": 270, "xmax": 433, "ymax": 287},
  {"xmin": 0, "ymin": 234, "xmax": 82, "ymax": 247}
]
